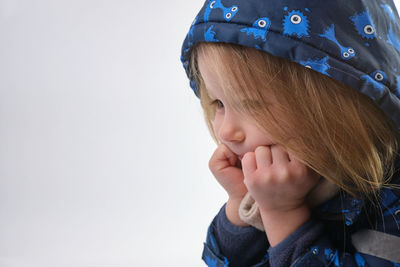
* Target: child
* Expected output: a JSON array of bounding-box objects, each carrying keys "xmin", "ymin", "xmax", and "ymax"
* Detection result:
[{"xmin": 180, "ymin": 0, "xmax": 400, "ymax": 266}]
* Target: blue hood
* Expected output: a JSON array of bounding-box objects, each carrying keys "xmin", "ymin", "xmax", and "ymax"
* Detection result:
[{"xmin": 180, "ymin": 0, "xmax": 400, "ymax": 130}]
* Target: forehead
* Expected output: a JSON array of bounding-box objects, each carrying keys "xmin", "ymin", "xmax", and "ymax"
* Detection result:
[
  {"xmin": 197, "ymin": 52, "xmax": 220, "ymax": 96},
  {"xmin": 197, "ymin": 52, "xmax": 267, "ymax": 106},
  {"xmin": 196, "ymin": 49, "xmax": 274, "ymax": 109}
]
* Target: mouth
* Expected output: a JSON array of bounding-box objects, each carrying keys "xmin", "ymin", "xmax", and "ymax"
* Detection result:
[
  {"xmin": 236, "ymin": 154, "xmax": 244, "ymax": 169},
  {"xmin": 236, "ymin": 157, "xmax": 243, "ymax": 169}
]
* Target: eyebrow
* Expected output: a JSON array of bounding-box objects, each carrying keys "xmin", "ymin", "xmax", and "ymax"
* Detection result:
[
  {"xmin": 239, "ymin": 99, "xmax": 263, "ymax": 108},
  {"xmin": 205, "ymin": 88, "xmax": 216, "ymax": 99},
  {"xmin": 205, "ymin": 88, "xmax": 265, "ymax": 107}
]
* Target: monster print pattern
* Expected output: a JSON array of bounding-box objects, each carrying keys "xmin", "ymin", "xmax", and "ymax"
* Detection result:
[
  {"xmin": 319, "ymin": 24, "xmax": 356, "ymax": 60},
  {"xmin": 381, "ymin": 4, "xmax": 397, "ymax": 22},
  {"xmin": 300, "ymin": 56, "xmax": 330, "ymax": 76},
  {"xmin": 205, "ymin": 25, "xmax": 219, "ymax": 42},
  {"xmin": 387, "ymin": 24, "xmax": 400, "ymax": 53},
  {"xmin": 240, "ymin": 17, "xmax": 271, "ymax": 41},
  {"xmin": 324, "ymin": 248, "xmax": 340, "ymax": 266},
  {"xmin": 204, "ymin": 0, "xmax": 239, "ymax": 22},
  {"xmin": 350, "ymin": 8, "xmax": 377, "ymax": 39},
  {"xmin": 181, "ymin": 1, "xmax": 400, "ymax": 266},
  {"xmin": 371, "ymin": 70, "xmax": 388, "ymax": 84},
  {"xmin": 282, "ymin": 7, "xmax": 310, "ymax": 38},
  {"xmin": 354, "ymin": 252, "xmax": 366, "ymax": 267},
  {"xmin": 360, "ymin": 71, "xmax": 387, "ymax": 101}
]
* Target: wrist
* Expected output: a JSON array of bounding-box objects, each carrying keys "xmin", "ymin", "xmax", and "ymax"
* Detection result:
[
  {"xmin": 260, "ymin": 205, "xmax": 310, "ymax": 247},
  {"xmin": 225, "ymin": 197, "xmax": 250, "ymax": 227}
]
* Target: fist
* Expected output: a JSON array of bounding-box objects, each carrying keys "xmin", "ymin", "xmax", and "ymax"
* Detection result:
[
  {"xmin": 241, "ymin": 144, "xmax": 321, "ymax": 213},
  {"xmin": 208, "ymin": 143, "xmax": 248, "ymax": 200}
]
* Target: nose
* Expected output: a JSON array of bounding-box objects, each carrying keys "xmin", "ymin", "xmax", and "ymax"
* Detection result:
[{"xmin": 218, "ymin": 111, "xmax": 245, "ymax": 143}]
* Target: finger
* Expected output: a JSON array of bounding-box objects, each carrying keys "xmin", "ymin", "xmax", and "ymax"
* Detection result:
[
  {"xmin": 286, "ymin": 149, "xmax": 295, "ymax": 162},
  {"xmin": 271, "ymin": 144, "xmax": 290, "ymax": 164},
  {"xmin": 220, "ymin": 143, "xmax": 238, "ymax": 166},
  {"xmin": 241, "ymin": 152, "xmax": 257, "ymax": 175},
  {"xmin": 287, "ymin": 151, "xmax": 293, "ymax": 162},
  {"xmin": 287, "ymin": 151, "xmax": 302, "ymax": 164},
  {"xmin": 254, "ymin": 145, "xmax": 272, "ymax": 168},
  {"xmin": 211, "ymin": 143, "xmax": 238, "ymax": 168}
]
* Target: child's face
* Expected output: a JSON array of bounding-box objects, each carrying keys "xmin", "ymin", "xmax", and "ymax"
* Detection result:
[{"xmin": 198, "ymin": 53, "xmax": 276, "ymax": 160}]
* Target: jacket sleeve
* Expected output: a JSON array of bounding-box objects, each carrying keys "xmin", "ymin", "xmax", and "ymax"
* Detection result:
[
  {"xmin": 266, "ymin": 189, "xmax": 400, "ymax": 267},
  {"xmin": 202, "ymin": 202, "xmax": 270, "ymax": 267}
]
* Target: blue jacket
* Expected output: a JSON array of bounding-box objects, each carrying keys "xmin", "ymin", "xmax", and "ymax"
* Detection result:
[
  {"xmin": 180, "ymin": 0, "xmax": 400, "ymax": 266},
  {"xmin": 202, "ymin": 161, "xmax": 400, "ymax": 266}
]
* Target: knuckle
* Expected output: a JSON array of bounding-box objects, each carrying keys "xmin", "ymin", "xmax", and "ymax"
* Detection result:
[
  {"xmin": 290, "ymin": 165, "xmax": 307, "ymax": 177},
  {"xmin": 245, "ymin": 172, "xmax": 259, "ymax": 185},
  {"xmin": 255, "ymin": 146, "xmax": 266, "ymax": 153},
  {"xmin": 277, "ymin": 167, "xmax": 289, "ymax": 179},
  {"xmin": 242, "ymin": 152, "xmax": 253, "ymax": 163},
  {"xmin": 208, "ymin": 158, "xmax": 214, "ymax": 169}
]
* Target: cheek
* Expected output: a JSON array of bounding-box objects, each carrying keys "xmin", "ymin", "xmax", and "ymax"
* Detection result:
[
  {"xmin": 255, "ymin": 130, "xmax": 275, "ymax": 144},
  {"xmin": 212, "ymin": 117, "xmax": 221, "ymax": 138}
]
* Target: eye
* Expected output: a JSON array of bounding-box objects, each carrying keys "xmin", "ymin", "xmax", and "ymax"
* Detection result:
[
  {"xmin": 216, "ymin": 100, "xmax": 224, "ymax": 109},
  {"xmin": 209, "ymin": 1, "xmax": 215, "ymax": 8},
  {"xmin": 374, "ymin": 72, "xmax": 384, "ymax": 81},
  {"xmin": 231, "ymin": 6, "xmax": 238, "ymax": 12},
  {"xmin": 258, "ymin": 19, "xmax": 267, "ymax": 28},
  {"xmin": 343, "ymin": 52, "xmax": 350, "ymax": 58},
  {"xmin": 348, "ymin": 48, "xmax": 354, "ymax": 54},
  {"xmin": 364, "ymin": 25, "xmax": 375, "ymax": 35},
  {"xmin": 290, "ymin": 14, "xmax": 302, "ymax": 24},
  {"xmin": 212, "ymin": 99, "xmax": 224, "ymax": 110},
  {"xmin": 226, "ymin": 13, "xmax": 232, "ymax": 19}
]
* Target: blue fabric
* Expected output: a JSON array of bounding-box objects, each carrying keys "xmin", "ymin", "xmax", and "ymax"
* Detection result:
[
  {"xmin": 179, "ymin": 0, "xmax": 400, "ymax": 266},
  {"xmin": 200, "ymin": 155, "xmax": 400, "ymax": 266},
  {"xmin": 202, "ymin": 203, "xmax": 270, "ymax": 267},
  {"xmin": 180, "ymin": 0, "xmax": 400, "ymax": 130}
]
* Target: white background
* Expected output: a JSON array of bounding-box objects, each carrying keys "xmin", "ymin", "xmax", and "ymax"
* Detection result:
[{"xmin": 0, "ymin": 1, "xmax": 399, "ymax": 266}]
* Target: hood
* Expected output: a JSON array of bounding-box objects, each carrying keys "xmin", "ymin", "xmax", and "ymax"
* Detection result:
[{"xmin": 180, "ymin": 0, "xmax": 400, "ymax": 130}]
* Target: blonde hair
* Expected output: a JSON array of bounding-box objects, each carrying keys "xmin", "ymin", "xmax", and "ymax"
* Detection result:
[{"xmin": 189, "ymin": 42, "xmax": 400, "ymax": 204}]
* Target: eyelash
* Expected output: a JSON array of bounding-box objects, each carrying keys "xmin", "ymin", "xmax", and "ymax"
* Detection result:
[{"xmin": 211, "ymin": 99, "xmax": 224, "ymax": 109}]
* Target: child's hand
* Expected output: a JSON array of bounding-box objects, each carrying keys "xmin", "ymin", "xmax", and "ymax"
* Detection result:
[
  {"xmin": 208, "ymin": 143, "xmax": 248, "ymax": 201},
  {"xmin": 241, "ymin": 144, "xmax": 321, "ymax": 214}
]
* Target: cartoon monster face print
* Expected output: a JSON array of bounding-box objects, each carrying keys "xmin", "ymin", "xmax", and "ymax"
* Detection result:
[
  {"xmin": 360, "ymin": 70, "xmax": 387, "ymax": 102},
  {"xmin": 300, "ymin": 56, "xmax": 331, "ymax": 76},
  {"xmin": 205, "ymin": 25, "xmax": 219, "ymax": 42},
  {"xmin": 319, "ymin": 24, "xmax": 356, "ymax": 60},
  {"xmin": 282, "ymin": 7, "xmax": 310, "ymax": 38},
  {"xmin": 371, "ymin": 70, "xmax": 388, "ymax": 84},
  {"xmin": 324, "ymin": 248, "xmax": 340, "ymax": 267},
  {"xmin": 240, "ymin": 17, "xmax": 271, "ymax": 42},
  {"xmin": 185, "ymin": 15, "xmax": 199, "ymax": 48},
  {"xmin": 350, "ymin": 8, "xmax": 377, "ymax": 40},
  {"xmin": 204, "ymin": 0, "xmax": 239, "ymax": 22}
]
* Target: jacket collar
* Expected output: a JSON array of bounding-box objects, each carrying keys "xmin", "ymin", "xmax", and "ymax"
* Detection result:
[
  {"xmin": 316, "ymin": 150, "xmax": 400, "ymax": 226},
  {"xmin": 317, "ymin": 190, "xmax": 364, "ymax": 226}
]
